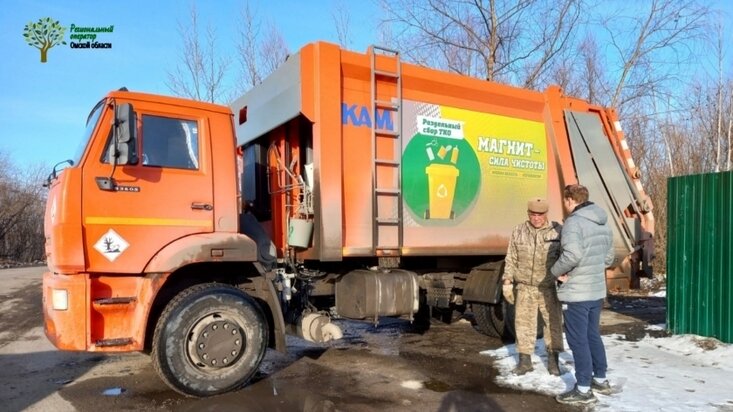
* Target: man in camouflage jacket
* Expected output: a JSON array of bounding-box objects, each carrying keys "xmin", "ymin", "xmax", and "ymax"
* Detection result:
[{"xmin": 502, "ymin": 197, "xmax": 563, "ymax": 376}]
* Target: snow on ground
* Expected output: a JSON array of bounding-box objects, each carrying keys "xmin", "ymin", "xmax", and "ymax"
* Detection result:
[{"xmin": 481, "ymin": 328, "xmax": 733, "ymax": 411}]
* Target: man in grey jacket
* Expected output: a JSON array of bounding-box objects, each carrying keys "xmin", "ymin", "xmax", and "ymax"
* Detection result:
[{"xmin": 551, "ymin": 184, "xmax": 614, "ymax": 405}]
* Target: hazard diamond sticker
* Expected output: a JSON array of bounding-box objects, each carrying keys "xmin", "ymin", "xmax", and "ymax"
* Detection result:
[{"xmin": 94, "ymin": 229, "xmax": 129, "ymax": 262}]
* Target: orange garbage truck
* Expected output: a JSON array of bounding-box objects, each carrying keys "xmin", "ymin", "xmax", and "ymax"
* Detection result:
[{"xmin": 42, "ymin": 41, "xmax": 654, "ymax": 396}]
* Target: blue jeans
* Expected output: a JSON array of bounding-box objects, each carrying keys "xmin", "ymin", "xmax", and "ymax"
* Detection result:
[{"xmin": 563, "ymin": 299, "xmax": 607, "ymax": 387}]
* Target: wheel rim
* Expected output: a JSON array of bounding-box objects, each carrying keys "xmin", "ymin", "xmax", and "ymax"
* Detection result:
[{"xmin": 187, "ymin": 312, "xmax": 247, "ymax": 370}]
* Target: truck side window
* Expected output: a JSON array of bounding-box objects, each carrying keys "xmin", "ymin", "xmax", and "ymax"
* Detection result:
[{"xmin": 142, "ymin": 115, "xmax": 199, "ymax": 169}]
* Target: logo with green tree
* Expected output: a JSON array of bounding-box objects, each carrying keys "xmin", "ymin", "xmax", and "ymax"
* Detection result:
[{"xmin": 23, "ymin": 17, "xmax": 66, "ymax": 63}]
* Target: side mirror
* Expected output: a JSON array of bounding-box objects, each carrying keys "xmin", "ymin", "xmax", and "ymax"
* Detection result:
[{"xmin": 109, "ymin": 103, "xmax": 137, "ymax": 165}]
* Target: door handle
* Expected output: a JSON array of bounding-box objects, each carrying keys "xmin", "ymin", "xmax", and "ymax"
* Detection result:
[{"xmin": 191, "ymin": 202, "xmax": 213, "ymax": 211}]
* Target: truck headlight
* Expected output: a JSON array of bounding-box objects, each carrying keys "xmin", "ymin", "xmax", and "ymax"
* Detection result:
[{"xmin": 51, "ymin": 289, "xmax": 69, "ymax": 311}]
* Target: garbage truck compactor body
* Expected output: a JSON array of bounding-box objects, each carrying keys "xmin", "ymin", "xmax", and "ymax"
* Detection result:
[{"xmin": 42, "ymin": 41, "xmax": 654, "ymax": 396}]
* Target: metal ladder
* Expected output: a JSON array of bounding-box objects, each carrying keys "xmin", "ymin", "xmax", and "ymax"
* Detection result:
[{"xmin": 370, "ymin": 45, "xmax": 402, "ymax": 260}]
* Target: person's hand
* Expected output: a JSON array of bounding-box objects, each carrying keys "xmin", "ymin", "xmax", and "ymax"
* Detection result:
[
  {"xmin": 557, "ymin": 274, "xmax": 569, "ymax": 283},
  {"xmin": 502, "ymin": 284, "xmax": 515, "ymax": 305}
]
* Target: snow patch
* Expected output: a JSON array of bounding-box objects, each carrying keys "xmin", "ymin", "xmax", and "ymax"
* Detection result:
[
  {"xmin": 645, "ymin": 323, "xmax": 666, "ymax": 331},
  {"xmin": 400, "ymin": 380, "xmax": 424, "ymax": 390},
  {"xmin": 481, "ymin": 333, "xmax": 733, "ymax": 411}
]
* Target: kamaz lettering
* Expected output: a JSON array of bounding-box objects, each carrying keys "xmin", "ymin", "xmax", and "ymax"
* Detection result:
[{"xmin": 342, "ymin": 103, "xmax": 394, "ymax": 130}]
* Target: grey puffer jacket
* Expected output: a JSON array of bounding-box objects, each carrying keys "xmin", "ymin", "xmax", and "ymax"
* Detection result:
[{"xmin": 550, "ymin": 202, "xmax": 614, "ymax": 302}]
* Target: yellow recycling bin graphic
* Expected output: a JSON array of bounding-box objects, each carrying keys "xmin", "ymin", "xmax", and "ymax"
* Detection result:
[{"xmin": 425, "ymin": 163, "xmax": 460, "ymax": 219}]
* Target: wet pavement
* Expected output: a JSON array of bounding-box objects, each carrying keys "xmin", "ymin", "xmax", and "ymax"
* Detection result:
[
  {"xmin": 50, "ymin": 318, "xmax": 575, "ymax": 412},
  {"xmin": 1, "ymin": 266, "xmax": 666, "ymax": 412}
]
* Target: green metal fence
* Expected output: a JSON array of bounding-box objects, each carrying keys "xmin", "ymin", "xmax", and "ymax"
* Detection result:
[{"xmin": 667, "ymin": 170, "xmax": 733, "ymax": 343}]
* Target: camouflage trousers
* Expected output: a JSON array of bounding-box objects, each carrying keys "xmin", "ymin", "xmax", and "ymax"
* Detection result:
[{"xmin": 514, "ymin": 284, "xmax": 564, "ymax": 355}]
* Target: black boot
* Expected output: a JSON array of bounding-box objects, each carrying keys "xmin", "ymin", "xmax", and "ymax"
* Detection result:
[
  {"xmin": 547, "ymin": 351, "xmax": 561, "ymax": 376},
  {"xmin": 513, "ymin": 353, "xmax": 533, "ymax": 375}
]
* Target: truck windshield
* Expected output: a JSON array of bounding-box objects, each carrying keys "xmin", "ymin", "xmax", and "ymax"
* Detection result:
[{"xmin": 71, "ymin": 98, "xmax": 106, "ymax": 165}]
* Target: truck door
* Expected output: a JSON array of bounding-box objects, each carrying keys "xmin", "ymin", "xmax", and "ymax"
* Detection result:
[{"xmin": 82, "ymin": 105, "xmax": 214, "ymax": 273}]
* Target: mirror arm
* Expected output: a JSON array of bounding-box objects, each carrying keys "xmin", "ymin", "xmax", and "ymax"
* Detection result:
[
  {"xmin": 43, "ymin": 159, "xmax": 74, "ymax": 188},
  {"xmin": 106, "ymin": 101, "xmax": 120, "ymax": 188}
]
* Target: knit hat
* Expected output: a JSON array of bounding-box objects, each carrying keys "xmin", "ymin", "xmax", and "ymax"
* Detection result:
[{"xmin": 527, "ymin": 198, "xmax": 549, "ymax": 213}]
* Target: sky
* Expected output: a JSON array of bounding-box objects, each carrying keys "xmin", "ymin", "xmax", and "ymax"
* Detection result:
[
  {"xmin": 0, "ymin": 0, "xmax": 381, "ymax": 171},
  {"xmin": 3, "ymin": 1, "xmax": 733, "ymax": 175},
  {"xmin": 480, "ymin": 289, "xmax": 733, "ymax": 411}
]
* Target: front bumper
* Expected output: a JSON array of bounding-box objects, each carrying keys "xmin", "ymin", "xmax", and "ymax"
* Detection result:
[{"xmin": 43, "ymin": 271, "xmax": 89, "ymax": 350}]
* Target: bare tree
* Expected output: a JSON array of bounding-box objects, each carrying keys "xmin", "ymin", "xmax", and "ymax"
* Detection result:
[
  {"xmin": 599, "ymin": 0, "xmax": 710, "ymax": 111},
  {"xmin": 553, "ymin": 33, "xmax": 610, "ymax": 103},
  {"xmin": 0, "ymin": 152, "xmax": 46, "ymax": 264},
  {"xmin": 708, "ymin": 15, "xmax": 733, "ymax": 172},
  {"xmin": 728, "ymin": 86, "xmax": 733, "ymax": 171},
  {"xmin": 233, "ymin": 4, "xmax": 290, "ymax": 97},
  {"xmin": 378, "ymin": 0, "xmax": 584, "ymax": 86},
  {"xmin": 166, "ymin": 3, "xmax": 290, "ymax": 103},
  {"xmin": 332, "ymin": 0, "xmax": 352, "ymax": 49},
  {"xmin": 167, "ymin": 4, "xmax": 230, "ymax": 103},
  {"xmin": 517, "ymin": 0, "xmax": 584, "ymax": 89},
  {"xmin": 259, "ymin": 24, "xmax": 289, "ymax": 76},
  {"xmin": 576, "ymin": 0, "xmax": 712, "ymax": 275},
  {"xmin": 714, "ymin": 18, "xmax": 724, "ymax": 172},
  {"xmin": 236, "ymin": 3, "xmax": 263, "ymax": 92}
]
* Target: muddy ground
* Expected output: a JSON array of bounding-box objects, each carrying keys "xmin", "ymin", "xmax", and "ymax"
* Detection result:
[{"xmin": 0, "ymin": 267, "xmax": 666, "ymax": 412}]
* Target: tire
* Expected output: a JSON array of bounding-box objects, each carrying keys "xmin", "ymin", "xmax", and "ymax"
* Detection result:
[
  {"xmin": 489, "ymin": 300, "xmax": 517, "ymax": 343},
  {"xmin": 472, "ymin": 302, "xmax": 499, "ymax": 338},
  {"xmin": 473, "ymin": 300, "xmax": 545, "ymax": 343},
  {"xmin": 473, "ymin": 301, "xmax": 516, "ymax": 342},
  {"xmin": 411, "ymin": 290, "xmax": 433, "ymax": 333},
  {"xmin": 151, "ymin": 283, "xmax": 268, "ymax": 397}
]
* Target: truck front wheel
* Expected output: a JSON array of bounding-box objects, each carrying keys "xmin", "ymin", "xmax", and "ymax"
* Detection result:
[{"xmin": 151, "ymin": 283, "xmax": 268, "ymax": 397}]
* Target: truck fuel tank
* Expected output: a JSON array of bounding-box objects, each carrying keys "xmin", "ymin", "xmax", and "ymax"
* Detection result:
[{"xmin": 335, "ymin": 269, "xmax": 419, "ymax": 321}]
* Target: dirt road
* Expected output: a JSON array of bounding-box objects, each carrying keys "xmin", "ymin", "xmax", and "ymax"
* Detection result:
[{"xmin": 0, "ymin": 267, "xmax": 661, "ymax": 411}]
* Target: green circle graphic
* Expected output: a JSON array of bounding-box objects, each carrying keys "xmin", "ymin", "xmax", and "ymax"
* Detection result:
[{"xmin": 403, "ymin": 134, "xmax": 481, "ymax": 223}]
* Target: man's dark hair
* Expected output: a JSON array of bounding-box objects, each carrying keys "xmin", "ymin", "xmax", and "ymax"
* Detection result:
[{"xmin": 563, "ymin": 184, "xmax": 589, "ymax": 203}]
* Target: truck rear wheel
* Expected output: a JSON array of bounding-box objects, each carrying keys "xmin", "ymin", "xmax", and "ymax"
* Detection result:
[
  {"xmin": 473, "ymin": 301, "xmax": 545, "ymax": 343},
  {"xmin": 473, "ymin": 301, "xmax": 516, "ymax": 341},
  {"xmin": 472, "ymin": 302, "xmax": 497, "ymax": 337},
  {"xmin": 151, "ymin": 283, "xmax": 267, "ymax": 397}
]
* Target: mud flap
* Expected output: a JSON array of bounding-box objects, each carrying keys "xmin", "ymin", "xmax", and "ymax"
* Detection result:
[
  {"xmin": 249, "ymin": 275, "xmax": 287, "ymax": 352},
  {"xmin": 462, "ymin": 261, "xmax": 503, "ymax": 304}
]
